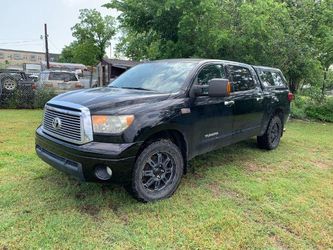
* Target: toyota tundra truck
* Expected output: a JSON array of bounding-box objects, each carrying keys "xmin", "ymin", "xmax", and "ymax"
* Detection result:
[{"xmin": 35, "ymin": 59, "xmax": 293, "ymax": 202}]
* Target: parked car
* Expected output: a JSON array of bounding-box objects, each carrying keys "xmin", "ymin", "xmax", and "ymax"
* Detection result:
[
  {"xmin": 0, "ymin": 69, "xmax": 35, "ymax": 100},
  {"xmin": 38, "ymin": 71, "xmax": 84, "ymax": 93},
  {"xmin": 35, "ymin": 59, "xmax": 293, "ymax": 202}
]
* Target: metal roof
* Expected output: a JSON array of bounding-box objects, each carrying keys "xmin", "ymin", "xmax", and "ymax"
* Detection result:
[{"xmin": 102, "ymin": 58, "xmax": 141, "ymax": 68}]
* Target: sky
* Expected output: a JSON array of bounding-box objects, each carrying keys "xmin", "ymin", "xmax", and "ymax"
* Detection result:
[{"xmin": 0, "ymin": 0, "xmax": 119, "ymax": 56}]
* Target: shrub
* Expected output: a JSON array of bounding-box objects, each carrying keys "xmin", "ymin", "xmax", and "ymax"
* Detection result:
[
  {"xmin": 291, "ymin": 96, "xmax": 308, "ymax": 120},
  {"xmin": 0, "ymin": 89, "xmax": 34, "ymax": 109},
  {"xmin": 0, "ymin": 87, "xmax": 56, "ymax": 109},
  {"xmin": 291, "ymin": 95, "xmax": 333, "ymax": 122},
  {"xmin": 305, "ymin": 97, "xmax": 333, "ymax": 122},
  {"xmin": 33, "ymin": 88, "xmax": 56, "ymax": 109}
]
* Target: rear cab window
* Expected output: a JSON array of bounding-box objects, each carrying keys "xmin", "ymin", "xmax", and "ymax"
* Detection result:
[{"xmin": 255, "ymin": 67, "xmax": 287, "ymax": 88}]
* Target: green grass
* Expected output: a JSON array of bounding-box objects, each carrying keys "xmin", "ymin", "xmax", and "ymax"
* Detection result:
[{"xmin": 0, "ymin": 110, "xmax": 332, "ymax": 249}]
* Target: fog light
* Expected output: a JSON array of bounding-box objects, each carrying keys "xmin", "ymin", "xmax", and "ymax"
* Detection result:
[
  {"xmin": 95, "ymin": 165, "xmax": 112, "ymax": 180},
  {"xmin": 106, "ymin": 166, "xmax": 112, "ymax": 176}
]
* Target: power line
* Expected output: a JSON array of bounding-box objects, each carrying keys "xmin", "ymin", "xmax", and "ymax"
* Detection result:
[
  {"xmin": 0, "ymin": 39, "xmax": 41, "ymax": 45},
  {"xmin": 0, "ymin": 38, "xmax": 39, "ymax": 41},
  {"xmin": 48, "ymin": 38, "xmax": 60, "ymax": 52},
  {"xmin": 0, "ymin": 43, "xmax": 43, "ymax": 47}
]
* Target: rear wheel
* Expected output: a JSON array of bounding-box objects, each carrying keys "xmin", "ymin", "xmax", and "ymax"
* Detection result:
[
  {"xmin": 130, "ymin": 139, "xmax": 184, "ymax": 202},
  {"xmin": 257, "ymin": 115, "xmax": 282, "ymax": 150}
]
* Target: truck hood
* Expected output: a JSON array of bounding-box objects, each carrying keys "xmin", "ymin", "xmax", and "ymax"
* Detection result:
[{"xmin": 51, "ymin": 87, "xmax": 171, "ymax": 113}]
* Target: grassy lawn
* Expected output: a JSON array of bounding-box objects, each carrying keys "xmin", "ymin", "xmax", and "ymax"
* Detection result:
[{"xmin": 0, "ymin": 110, "xmax": 332, "ymax": 249}]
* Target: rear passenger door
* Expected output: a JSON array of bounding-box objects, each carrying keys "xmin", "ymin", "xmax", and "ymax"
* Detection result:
[{"xmin": 226, "ymin": 64, "xmax": 265, "ymax": 141}]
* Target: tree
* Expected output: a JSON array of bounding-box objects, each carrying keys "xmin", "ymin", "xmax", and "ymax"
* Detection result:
[
  {"xmin": 59, "ymin": 41, "xmax": 99, "ymax": 66},
  {"xmin": 60, "ymin": 9, "xmax": 116, "ymax": 65},
  {"xmin": 59, "ymin": 43, "xmax": 76, "ymax": 63},
  {"xmin": 105, "ymin": 0, "xmax": 333, "ymax": 93},
  {"xmin": 72, "ymin": 9, "xmax": 116, "ymax": 62}
]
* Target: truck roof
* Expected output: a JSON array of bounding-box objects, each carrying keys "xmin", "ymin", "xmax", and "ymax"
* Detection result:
[
  {"xmin": 146, "ymin": 58, "xmax": 252, "ymax": 68},
  {"xmin": 252, "ymin": 65, "xmax": 282, "ymax": 72}
]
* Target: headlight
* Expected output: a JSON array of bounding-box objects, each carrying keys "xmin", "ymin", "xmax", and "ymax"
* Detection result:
[{"xmin": 92, "ymin": 115, "xmax": 134, "ymax": 134}]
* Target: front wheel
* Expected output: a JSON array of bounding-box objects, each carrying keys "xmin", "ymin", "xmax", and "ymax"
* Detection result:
[
  {"xmin": 257, "ymin": 115, "xmax": 283, "ymax": 150},
  {"xmin": 130, "ymin": 139, "xmax": 184, "ymax": 202}
]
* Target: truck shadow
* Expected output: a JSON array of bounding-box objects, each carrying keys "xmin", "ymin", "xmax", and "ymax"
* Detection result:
[{"xmin": 44, "ymin": 137, "xmax": 262, "ymax": 215}]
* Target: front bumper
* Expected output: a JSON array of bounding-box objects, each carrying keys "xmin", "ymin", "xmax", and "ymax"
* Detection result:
[{"xmin": 35, "ymin": 126, "xmax": 142, "ymax": 183}]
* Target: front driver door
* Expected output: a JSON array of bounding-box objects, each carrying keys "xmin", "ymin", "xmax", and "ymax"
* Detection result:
[{"xmin": 189, "ymin": 63, "xmax": 234, "ymax": 157}]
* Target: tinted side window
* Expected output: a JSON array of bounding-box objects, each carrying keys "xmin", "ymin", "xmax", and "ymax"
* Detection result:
[
  {"xmin": 258, "ymin": 70, "xmax": 286, "ymax": 87},
  {"xmin": 69, "ymin": 73, "xmax": 78, "ymax": 81},
  {"xmin": 49, "ymin": 72, "xmax": 67, "ymax": 81},
  {"xmin": 197, "ymin": 64, "xmax": 225, "ymax": 85},
  {"xmin": 49, "ymin": 72, "xmax": 77, "ymax": 81},
  {"xmin": 258, "ymin": 70, "xmax": 274, "ymax": 87},
  {"xmin": 271, "ymin": 72, "xmax": 286, "ymax": 87},
  {"xmin": 228, "ymin": 65, "xmax": 255, "ymax": 92}
]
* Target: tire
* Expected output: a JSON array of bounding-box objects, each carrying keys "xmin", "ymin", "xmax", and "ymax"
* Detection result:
[
  {"xmin": 257, "ymin": 115, "xmax": 283, "ymax": 150},
  {"xmin": 0, "ymin": 75, "xmax": 18, "ymax": 92},
  {"xmin": 130, "ymin": 139, "xmax": 184, "ymax": 202}
]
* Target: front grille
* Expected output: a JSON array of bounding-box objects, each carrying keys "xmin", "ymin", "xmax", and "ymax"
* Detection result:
[{"xmin": 43, "ymin": 105, "xmax": 82, "ymax": 144}]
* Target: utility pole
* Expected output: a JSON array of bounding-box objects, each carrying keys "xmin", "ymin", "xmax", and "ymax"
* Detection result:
[{"xmin": 44, "ymin": 23, "xmax": 50, "ymax": 69}]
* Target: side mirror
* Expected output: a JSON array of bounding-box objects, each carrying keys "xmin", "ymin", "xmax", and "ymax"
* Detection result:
[{"xmin": 208, "ymin": 78, "xmax": 232, "ymax": 97}]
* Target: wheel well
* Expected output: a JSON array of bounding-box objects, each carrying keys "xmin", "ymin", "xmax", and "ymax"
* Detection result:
[
  {"xmin": 136, "ymin": 130, "xmax": 188, "ymax": 173},
  {"xmin": 273, "ymin": 108, "xmax": 285, "ymax": 136},
  {"xmin": 273, "ymin": 108, "xmax": 284, "ymax": 125}
]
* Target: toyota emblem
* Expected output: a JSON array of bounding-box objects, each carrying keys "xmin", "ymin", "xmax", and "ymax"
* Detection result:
[{"xmin": 52, "ymin": 117, "xmax": 62, "ymax": 130}]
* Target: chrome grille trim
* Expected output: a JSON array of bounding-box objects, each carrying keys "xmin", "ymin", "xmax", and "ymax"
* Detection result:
[{"xmin": 42, "ymin": 100, "xmax": 93, "ymax": 145}]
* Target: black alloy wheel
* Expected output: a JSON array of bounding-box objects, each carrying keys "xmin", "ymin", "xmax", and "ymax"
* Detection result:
[
  {"xmin": 141, "ymin": 151, "xmax": 176, "ymax": 192},
  {"xmin": 257, "ymin": 115, "xmax": 283, "ymax": 150},
  {"xmin": 131, "ymin": 139, "xmax": 184, "ymax": 202}
]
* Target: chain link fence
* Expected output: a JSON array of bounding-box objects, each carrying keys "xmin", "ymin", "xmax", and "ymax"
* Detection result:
[{"xmin": 0, "ymin": 70, "xmax": 97, "ymax": 109}]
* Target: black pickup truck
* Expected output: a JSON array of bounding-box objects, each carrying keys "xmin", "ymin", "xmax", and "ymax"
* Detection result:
[{"xmin": 35, "ymin": 59, "xmax": 293, "ymax": 202}]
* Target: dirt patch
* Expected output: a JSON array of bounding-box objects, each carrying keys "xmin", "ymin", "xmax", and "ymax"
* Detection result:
[
  {"xmin": 269, "ymin": 234, "xmax": 288, "ymax": 249},
  {"xmin": 223, "ymin": 189, "xmax": 242, "ymax": 199},
  {"xmin": 75, "ymin": 192, "xmax": 86, "ymax": 200},
  {"xmin": 207, "ymin": 182, "xmax": 244, "ymax": 201},
  {"xmin": 244, "ymin": 162, "xmax": 261, "ymax": 172},
  {"xmin": 101, "ymin": 185, "xmax": 110, "ymax": 195},
  {"xmin": 108, "ymin": 202, "xmax": 129, "ymax": 225},
  {"xmin": 207, "ymin": 182, "xmax": 222, "ymax": 198},
  {"xmin": 108, "ymin": 202, "xmax": 119, "ymax": 213},
  {"xmin": 79, "ymin": 204, "xmax": 100, "ymax": 217},
  {"xmin": 192, "ymin": 172, "xmax": 204, "ymax": 180},
  {"xmin": 311, "ymin": 160, "xmax": 332, "ymax": 170},
  {"xmin": 118, "ymin": 214, "xmax": 129, "ymax": 225}
]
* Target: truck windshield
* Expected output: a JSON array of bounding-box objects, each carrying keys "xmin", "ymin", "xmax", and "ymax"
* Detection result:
[{"xmin": 109, "ymin": 62, "xmax": 198, "ymax": 93}]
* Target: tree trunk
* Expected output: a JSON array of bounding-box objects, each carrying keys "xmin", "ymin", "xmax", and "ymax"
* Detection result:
[
  {"xmin": 89, "ymin": 65, "xmax": 93, "ymax": 88},
  {"xmin": 322, "ymin": 67, "xmax": 327, "ymax": 97},
  {"xmin": 288, "ymin": 79, "xmax": 297, "ymax": 93}
]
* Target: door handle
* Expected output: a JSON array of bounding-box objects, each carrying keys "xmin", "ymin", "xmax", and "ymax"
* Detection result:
[
  {"xmin": 256, "ymin": 96, "xmax": 264, "ymax": 101},
  {"xmin": 224, "ymin": 100, "xmax": 235, "ymax": 106}
]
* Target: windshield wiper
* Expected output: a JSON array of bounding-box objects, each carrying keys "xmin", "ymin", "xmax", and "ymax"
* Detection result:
[{"xmin": 120, "ymin": 87, "xmax": 156, "ymax": 92}]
